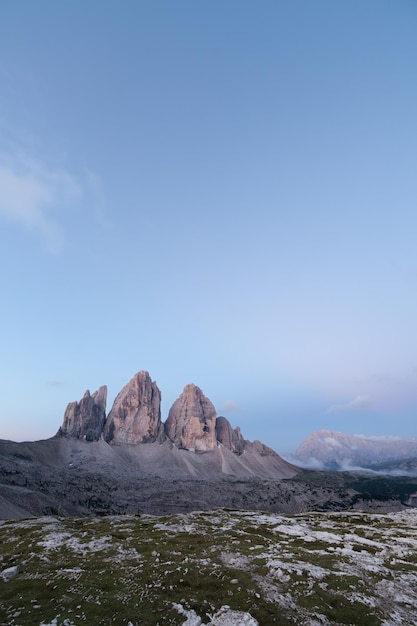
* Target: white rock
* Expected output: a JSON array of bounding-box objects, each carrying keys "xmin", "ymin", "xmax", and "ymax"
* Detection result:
[
  {"xmin": 209, "ymin": 605, "xmax": 258, "ymax": 626},
  {"xmin": 1, "ymin": 565, "xmax": 19, "ymax": 582},
  {"xmin": 172, "ymin": 602, "xmax": 202, "ymax": 626},
  {"xmin": 182, "ymin": 613, "xmax": 202, "ymax": 626}
]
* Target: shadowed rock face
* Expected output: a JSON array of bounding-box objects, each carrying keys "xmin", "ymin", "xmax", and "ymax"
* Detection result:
[
  {"xmin": 165, "ymin": 384, "xmax": 217, "ymax": 451},
  {"xmin": 104, "ymin": 371, "xmax": 164, "ymax": 444},
  {"xmin": 216, "ymin": 416, "xmax": 246, "ymax": 455},
  {"xmin": 59, "ymin": 386, "xmax": 107, "ymax": 442}
]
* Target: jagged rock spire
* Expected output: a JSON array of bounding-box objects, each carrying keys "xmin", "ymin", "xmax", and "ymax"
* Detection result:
[
  {"xmin": 165, "ymin": 383, "xmax": 217, "ymax": 451},
  {"xmin": 59, "ymin": 386, "xmax": 107, "ymax": 442},
  {"xmin": 215, "ymin": 416, "xmax": 246, "ymax": 455},
  {"xmin": 57, "ymin": 370, "xmax": 276, "ymax": 460},
  {"xmin": 103, "ymin": 371, "xmax": 164, "ymax": 445}
]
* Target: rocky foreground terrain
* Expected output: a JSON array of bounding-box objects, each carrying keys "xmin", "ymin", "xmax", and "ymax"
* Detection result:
[{"xmin": 1, "ymin": 508, "xmax": 417, "ymax": 625}]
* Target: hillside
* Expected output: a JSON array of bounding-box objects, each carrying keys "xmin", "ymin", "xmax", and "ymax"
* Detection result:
[{"xmin": 2, "ymin": 435, "xmax": 417, "ymax": 519}]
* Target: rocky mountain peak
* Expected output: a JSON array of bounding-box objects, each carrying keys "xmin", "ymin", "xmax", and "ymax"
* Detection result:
[
  {"xmin": 165, "ymin": 383, "xmax": 217, "ymax": 451},
  {"xmin": 56, "ymin": 370, "xmax": 286, "ymax": 467},
  {"xmin": 103, "ymin": 371, "xmax": 164, "ymax": 445},
  {"xmin": 59, "ymin": 385, "xmax": 107, "ymax": 442}
]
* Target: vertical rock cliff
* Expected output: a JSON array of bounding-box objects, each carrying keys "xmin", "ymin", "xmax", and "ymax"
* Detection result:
[
  {"xmin": 103, "ymin": 371, "xmax": 164, "ymax": 444},
  {"xmin": 215, "ymin": 416, "xmax": 246, "ymax": 455},
  {"xmin": 59, "ymin": 386, "xmax": 107, "ymax": 442},
  {"xmin": 165, "ymin": 384, "xmax": 217, "ymax": 451},
  {"xmin": 56, "ymin": 369, "xmax": 286, "ymax": 471}
]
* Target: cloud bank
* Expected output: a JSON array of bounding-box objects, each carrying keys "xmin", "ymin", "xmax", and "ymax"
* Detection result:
[{"xmin": 326, "ymin": 395, "xmax": 371, "ymax": 415}]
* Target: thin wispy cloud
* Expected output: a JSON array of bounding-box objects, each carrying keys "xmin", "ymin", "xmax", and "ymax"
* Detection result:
[
  {"xmin": 354, "ymin": 434, "xmax": 408, "ymax": 442},
  {"xmin": 323, "ymin": 436, "xmax": 343, "ymax": 448},
  {"xmin": 326, "ymin": 395, "xmax": 371, "ymax": 415},
  {"xmin": 45, "ymin": 380, "xmax": 66, "ymax": 388},
  {"xmin": 0, "ymin": 151, "xmax": 82, "ymax": 253},
  {"xmin": 218, "ymin": 400, "xmax": 241, "ymax": 413}
]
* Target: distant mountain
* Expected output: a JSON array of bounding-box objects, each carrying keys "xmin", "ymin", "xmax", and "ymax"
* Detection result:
[{"xmin": 295, "ymin": 430, "xmax": 417, "ymax": 470}]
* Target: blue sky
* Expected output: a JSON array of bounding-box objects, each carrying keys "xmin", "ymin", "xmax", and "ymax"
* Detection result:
[{"xmin": 1, "ymin": 1, "xmax": 417, "ymax": 453}]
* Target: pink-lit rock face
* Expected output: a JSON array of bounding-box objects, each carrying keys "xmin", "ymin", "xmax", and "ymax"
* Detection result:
[
  {"xmin": 165, "ymin": 383, "xmax": 217, "ymax": 451},
  {"xmin": 104, "ymin": 371, "xmax": 164, "ymax": 445},
  {"xmin": 60, "ymin": 386, "xmax": 107, "ymax": 442}
]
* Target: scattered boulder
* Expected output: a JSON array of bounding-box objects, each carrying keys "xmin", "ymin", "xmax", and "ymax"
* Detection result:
[
  {"xmin": 172, "ymin": 603, "xmax": 202, "ymax": 626},
  {"xmin": 173, "ymin": 603, "xmax": 258, "ymax": 626},
  {"xmin": 165, "ymin": 384, "xmax": 217, "ymax": 451},
  {"xmin": 104, "ymin": 371, "xmax": 164, "ymax": 444},
  {"xmin": 209, "ymin": 606, "xmax": 258, "ymax": 625},
  {"xmin": 59, "ymin": 386, "xmax": 107, "ymax": 442},
  {"xmin": 1, "ymin": 565, "xmax": 19, "ymax": 582}
]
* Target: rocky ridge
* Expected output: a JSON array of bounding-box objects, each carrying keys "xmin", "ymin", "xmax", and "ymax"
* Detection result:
[{"xmin": 58, "ymin": 369, "xmax": 277, "ymax": 458}]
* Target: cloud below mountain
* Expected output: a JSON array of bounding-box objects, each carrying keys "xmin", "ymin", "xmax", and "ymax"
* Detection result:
[{"xmin": 294, "ymin": 429, "xmax": 417, "ymax": 474}]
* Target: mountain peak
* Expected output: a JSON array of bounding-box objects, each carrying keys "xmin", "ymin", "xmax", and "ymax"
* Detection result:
[
  {"xmin": 165, "ymin": 383, "xmax": 217, "ymax": 451},
  {"xmin": 59, "ymin": 385, "xmax": 107, "ymax": 442},
  {"xmin": 103, "ymin": 371, "xmax": 164, "ymax": 445},
  {"xmin": 57, "ymin": 370, "xmax": 288, "ymax": 473}
]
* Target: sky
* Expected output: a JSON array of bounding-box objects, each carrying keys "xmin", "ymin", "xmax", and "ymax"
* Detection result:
[{"xmin": 1, "ymin": 1, "xmax": 417, "ymax": 454}]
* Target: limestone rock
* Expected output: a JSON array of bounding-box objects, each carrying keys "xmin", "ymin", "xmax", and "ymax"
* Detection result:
[
  {"xmin": 215, "ymin": 416, "xmax": 246, "ymax": 455},
  {"xmin": 1, "ymin": 565, "xmax": 19, "ymax": 582},
  {"xmin": 59, "ymin": 386, "xmax": 107, "ymax": 442},
  {"xmin": 165, "ymin": 384, "xmax": 217, "ymax": 451},
  {"xmin": 209, "ymin": 606, "xmax": 259, "ymax": 625},
  {"xmin": 104, "ymin": 371, "xmax": 164, "ymax": 444}
]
